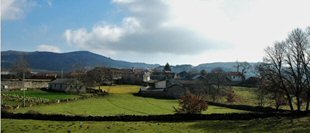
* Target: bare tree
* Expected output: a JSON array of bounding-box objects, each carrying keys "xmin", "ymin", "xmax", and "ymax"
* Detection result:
[
  {"xmin": 234, "ymin": 61, "xmax": 251, "ymax": 81},
  {"xmin": 284, "ymin": 28, "xmax": 309, "ymax": 111},
  {"xmin": 11, "ymin": 56, "xmax": 30, "ymax": 80},
  {"xmin": 261, "ymin": 41, "xmax": 294, "ymax": 111},
  {"xmin": 256, "ymin": 63, "xmax": 287, "ymax": 109},
  {"xmin": 206, "ymin": 67, "xmax": 229, "ymax": 102},
  {"xmin": 71, "ymin": 63, "xmax": 87, "ymax": 82},
  {"xmin": 304, "ymin": 27, "xmax": 310, "ymax": 111},
  {"xmin": 260, "ymin": 27, "xmax": 310, "ymax": 111}
]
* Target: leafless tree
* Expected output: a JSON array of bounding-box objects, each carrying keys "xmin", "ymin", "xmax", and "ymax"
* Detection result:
[
  {"xmin": 71, "ymin": 63, "xmax": 87, "ymax": 82},
  {"xmin": 234, "ymin": 61, "xmax": 251, "ymax": 81},
  {"xmin": 260, "ymin": 27, "xmax": 310, "ymax": 111},
  {"xmin": 205, "ymin": 67, "xmax": 230, "ymax": 102},
  {"xmin": 284, "ymin": 28, "xmax": 309, "ymax": 111},
  {"xmin": 11, "ymin": 56, "xmax": 30, "ymax": 80}
]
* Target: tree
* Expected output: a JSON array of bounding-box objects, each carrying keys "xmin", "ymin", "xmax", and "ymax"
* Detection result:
[
  {"xmin": 174, "ymin": 91, "xmax": 208, "ymax": 114},
  {"xmin": 260, "ymin": 42, "xmax": 294, "ymax": 111},
  {"xmin": 284, "ymin": 28, "xmax": 309, "ymax": 111},
  {"xmin": 259, "ymin": 27, "xmax": 310, "ymax": 112},
  {"xmin": 206, "ymin": 67, "xmax": 229, "ymax": 102},
  {"xmin": 164, "ymin": 63, "xmax": 171, "ymax": 72},
  {"xmin": 11, "ymin": 56, "xmax": 31, "ymax": 79},
  {"xmin": 71, "ymin": 63, "xmax": 87, "ymax": 82},
  {"xmin": 234, "ymin": 61, "xmax": 251, "ymax": 81},
  {"xmin": 304, "ymin": 27, "xmax": 310, "ymax": 111}
]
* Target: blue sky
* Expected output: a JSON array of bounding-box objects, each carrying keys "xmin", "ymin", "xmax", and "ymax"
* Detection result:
[
  {"xmin": 2, "ymin": 0, "xmax": 121, "ymax": 52},
  {"xmin": 2, "ymin": 0, "xmax": 310, "ymax": 65}
]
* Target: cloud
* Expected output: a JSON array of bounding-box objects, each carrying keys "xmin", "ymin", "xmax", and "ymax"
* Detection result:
[
  {"xmin": 64, "ymin": 0, "xmax": 220, "ymax": 56},
  {"xmin": 64, "ymin": 0, "xmax": 310, "ymax": 65},
  {"xmin": 37, "ymin": 44, "xmax": 61, "ymax": 53},
  {"xmin": 1, "ymin": 0, "xmax": 35, "ymax": 20},
  {"xmin": 47, "ymin": 0, "xmax": 53, "ymax": 7}
]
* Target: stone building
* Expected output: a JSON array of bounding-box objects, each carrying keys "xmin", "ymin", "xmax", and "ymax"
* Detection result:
[{"xmin": 49, "ymin": 78, "xmax": 85, "ymax": 93}]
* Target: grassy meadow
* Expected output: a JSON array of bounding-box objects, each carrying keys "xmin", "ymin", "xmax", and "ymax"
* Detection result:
[
  {"xmin": 232, "ymin": 86, "xmax": 258, "ymax": 106},
  {"xmin": 2, "ymin": 116, "xmax": 310, "ymax": 133},
  {"xmin": 13, "ymin": 93, "xmax": 246, "ymax": 115},
  {"xmin": 96, "ymin": 85, "xmax": 141, "ymax": 93},
  {"xmin": 3, "ymin": 85, "xmax": 310, "ymax": 132}
]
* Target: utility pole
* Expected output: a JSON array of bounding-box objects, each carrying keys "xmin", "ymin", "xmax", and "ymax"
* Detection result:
[
  {"xmin": 22, "ymin": 72, "xmax": 27, "ymax": 107},
  {"xmin": 61, "ymin": 69, "xmax": 63, "ymax": 78}
]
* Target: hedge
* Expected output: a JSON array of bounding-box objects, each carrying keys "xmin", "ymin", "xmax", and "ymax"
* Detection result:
[{"xmin": 1, "ymin": 111, "xmax": 308, "ymax": 122}]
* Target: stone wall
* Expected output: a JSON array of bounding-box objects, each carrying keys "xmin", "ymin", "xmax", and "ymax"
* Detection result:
[{"xmin": 1, "ymin": 80, "xmax": 50, "ymax": 90}]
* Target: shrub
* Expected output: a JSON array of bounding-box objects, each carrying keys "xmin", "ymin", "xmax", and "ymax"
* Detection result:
[
  {"xmin": 174, "ymin": 91, "xmax": 208, "ymax": 114},
  {"xmin": 226, "ymin": 90, "xmax": 236, "ymax": 104}
]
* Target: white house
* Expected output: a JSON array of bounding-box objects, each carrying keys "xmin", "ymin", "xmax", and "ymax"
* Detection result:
[{"xmin": 227, "ymin": 72, "xmax": 243, "ymax": 82}]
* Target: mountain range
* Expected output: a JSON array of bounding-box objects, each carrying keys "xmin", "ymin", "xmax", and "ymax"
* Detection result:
[{"xmin": 1, "ymin": 50, "xmax": 258, "ymax": 74}]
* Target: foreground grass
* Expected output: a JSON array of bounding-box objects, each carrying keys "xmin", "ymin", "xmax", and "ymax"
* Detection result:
[
  {"xmin": 2, "ymin": 89, "xmax": 81, "ymax": 100},
  {"xmin": 96, "ymin": 85, "xmax": 141, "ymax": 93},
  {"xmin": 13, "ymin": 94, "xmax": 246, "ymax": 115},
  {"xmin": 2, "ymin": 116, "xmax": 310, "ymax": 133}
]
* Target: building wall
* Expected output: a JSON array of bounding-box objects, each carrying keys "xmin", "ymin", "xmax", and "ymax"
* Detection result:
[
  {"xmin": 231, "ymin": 76, "xmax": 242, "ymax": 82},
  {"xmin": 166, "ymin": 85, "xmax": 187, "ymax": 98},
  {"xmin": 155, "ymin": 80, "xmax": 166, "ymax": 89}
]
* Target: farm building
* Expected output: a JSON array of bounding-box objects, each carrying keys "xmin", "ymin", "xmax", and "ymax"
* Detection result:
[
  {"xmin": 49, "ymin": 78, "xmax": 86, "ymax": 93},
  {"xmin": 139, "ymin": 79, "xmax": 206, "ymax": 98}
]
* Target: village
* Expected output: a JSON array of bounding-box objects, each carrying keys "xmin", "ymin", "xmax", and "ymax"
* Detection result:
[{"xmin": 1, "ymin": 62, "xmax": 257, "ymax": 100}]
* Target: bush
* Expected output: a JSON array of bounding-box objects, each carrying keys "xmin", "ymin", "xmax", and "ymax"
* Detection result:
[
  {"xmin": 174, "ymin": 91, "xmax": 208, "ymax": 114},
  {"xmin": 226, "ymin": 90, "xmax": 236, "ymax": 104}
]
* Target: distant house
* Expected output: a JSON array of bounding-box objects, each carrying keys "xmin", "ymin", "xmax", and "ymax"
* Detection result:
[
  {"xmin": 120, "ymin": 68, "xmax": 151, "ymax": 84},
  {"xmin": 49, "ymin": 79, "xmax": 86, "ymax": 93}
]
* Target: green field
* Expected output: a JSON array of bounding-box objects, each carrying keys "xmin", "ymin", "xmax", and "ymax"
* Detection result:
[
  {"xmin": 2, "ymin": 89, "xmax": 81, "ymax": 100},
  {"xmin": 3, "ymin": 85, "xmax": 310, "ymax": 132},
  {"xmin": 2, "ymin": 116, "xmax": 310, "ymax": 133},
  {"xmin": 233, "ymin": 86, "xmax": 258, "ymax": 106},
  {"xmin": 96, "ymin": 85, "xmax": 141, "ymax": 93},
  {"xmin": 13, "ymin": 94, "xmax": 246, "ymax": 115}
]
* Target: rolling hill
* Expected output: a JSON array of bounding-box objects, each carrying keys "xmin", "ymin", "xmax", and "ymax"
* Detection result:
[
  {"xmin": 1, "ymin": 51, "xmax": 159, "ymax": 72},
  {"xmin": 1, "ymin": 50, "xmax": 258, "ymax": 75}
]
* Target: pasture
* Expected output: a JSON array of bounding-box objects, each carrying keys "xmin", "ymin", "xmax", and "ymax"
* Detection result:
[
  {"xmin": 3, "ymin": 85, "xmax": 310, "ymax": 132},
  {"xmin": 13, "ymin": 94, "xmax": 246, "ymax": 115},
  {"xmin": 96, "ymin": 85, "xmax": 141, "ymax": 93},
  {"xmin": 2, "ymin": 116, "xmax": 310, "ymax": 133}
]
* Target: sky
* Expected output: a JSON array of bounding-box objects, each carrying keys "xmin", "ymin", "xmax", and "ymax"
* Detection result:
[{"xmin": 1, "ymin": 0, "xmax": 310, "ymax": 66}]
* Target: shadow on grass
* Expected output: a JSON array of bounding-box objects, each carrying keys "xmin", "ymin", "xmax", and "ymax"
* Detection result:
[{"xmin": 188, "ymin": 116, "xmax": 310, "ymax": 132}]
